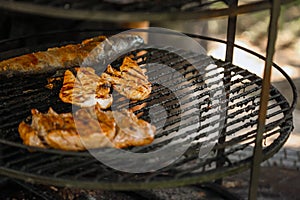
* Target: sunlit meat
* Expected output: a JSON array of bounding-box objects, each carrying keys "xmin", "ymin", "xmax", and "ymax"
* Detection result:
[
  {"xmin": 59, "ymin": 67, "xmax": 113, "ymax": 109},
  {"xmin": 101, "ymin": 56, "xmax": 151, "ymax": 100}
]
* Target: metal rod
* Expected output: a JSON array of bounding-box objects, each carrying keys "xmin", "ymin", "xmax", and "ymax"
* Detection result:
[
  {"xmin": 13, "ymin": 179, "xmax": 58, "ymax": 200},
  {"xmin": 215, "ymin": 0, "xmax": 238, "ymax": 185},
  {"xmin": 225, "ymin": 0, "xmax": 238, "ymax": 63},
  {"xmin": 248, "ymin": 1, "xmax": 281, "ymax": 199},
  {"xmin": 0, "ymin": 0, "xmax": 293, "ymax": 22}
]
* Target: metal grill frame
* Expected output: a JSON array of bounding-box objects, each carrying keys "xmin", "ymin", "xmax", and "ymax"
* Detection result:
[
  {"xmin": 0, "ymin": 30, "xmax": 296, "ymax": 191},
  {"xmin": 0, "ymin": 0, "xmax": 294, "ymax": 22}
]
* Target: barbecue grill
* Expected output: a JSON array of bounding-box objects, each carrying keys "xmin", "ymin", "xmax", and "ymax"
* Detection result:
[{"xmin": 0, "ymin": 0, "xmax": 298, "ymax": 199}]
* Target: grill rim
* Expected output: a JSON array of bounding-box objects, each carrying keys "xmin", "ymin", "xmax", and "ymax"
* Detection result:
[{"xmin": 0, "ymin": 125, "xmax": 291, "ymax": 190}]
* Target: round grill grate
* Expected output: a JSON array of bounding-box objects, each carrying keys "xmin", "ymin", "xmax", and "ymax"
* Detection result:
[{"xmin": 0, "ymin": 30, "xmax": 296, "ymax": 190}]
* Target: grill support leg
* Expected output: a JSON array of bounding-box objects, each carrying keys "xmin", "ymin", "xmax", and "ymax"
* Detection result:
[
  {"xmin": 215, "ymin": 0, "xmax": 238, "ymax": 185},
  {"xmin": 248, "ymin": 1, "xmax": 281, "ymax": 199}
]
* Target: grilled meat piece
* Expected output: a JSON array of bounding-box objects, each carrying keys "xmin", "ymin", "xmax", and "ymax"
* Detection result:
[
  {"xmin": 46, "ymin": 108, "xmax": 115, "ymax": 151},
  {"xmin": 111, "ymin": 108, "xmax": 156, "ymax": 148},
  {"xmin": 0, "ymin": 34, "xmax": 144, "ymax": 74},
  {"xmin": 0, "ymin": 36, "xmax": 106, "ymax": 73},
  {"xmin": 18, "ymin": 105, "xmax": 156, "ymax": 151},
  {"xmin": 102, "ymin": 56, "xmax": 151, "ymax": 100},
  {"xmin": 18, "ymin": 107, "xmax": 115, "ymax": 151},
  {"xmin": 59, "ymin": 67, "xmax": 113, "ymax": 109},
  {"xmin": 82, "ymin": 34, "xmax": 144, "ymax": 67},
  {"xmin": 18, "ymin": 121, "xmax": 46, "ymax": 148},
  {"xmin": 45, "ymin": 106, "xmax": 116, "ymax": 150}
]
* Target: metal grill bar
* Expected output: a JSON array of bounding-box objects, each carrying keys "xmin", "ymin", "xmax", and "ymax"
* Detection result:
[
  {"xmin": 0, "ymin": 0, "xmax": 293, "ymax": 22},
  {"xmin": 53, "ymin": 159, "xmax": 96, "ymax": 177},
  {"xmin": 10, "ymin": 0, "xmax": 224, "ymax": 12},
  {"xmin": 4, "ymin": 153, "xmax": 44, "ymax": 168},
  {"xmin": 220, "ymin": 125, "xmax": 289, "ymax": 149},
  {"xmin": 12, "ymin": 179, "xmax": 59, "ymax": 200},
  {"xmin": 20, "ymin": 155, "xmax": 65, "ymax": 171},
  {"xmin": 74, "ymin": 168, "xmax": 99, "ymax": 180},
  {"xmin": 0, "ymin": 149, "xmax": 20, "ymax": 160},
  {"xmin": 173, "ymin": 124, "xmax": 289, "ymax": 178}
]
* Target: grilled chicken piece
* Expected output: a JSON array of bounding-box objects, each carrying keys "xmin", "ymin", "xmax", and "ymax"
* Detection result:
[
  {"xmin": 18, "ymin": 105, "xmax": 156, "ymax": 151},
  {"xmin": 46, "ymin": 108, "xmax": 115, "ymax": 151},
  {"xmin": 0, "ymin": 34, "xmax": 144, "ymax": 74},
  {"xmin": 44, "ymin": 109, "xmax": 115, "ymax": 151},
  {"xmin": 18, "ymin": 121, "xmax": 46, "ymax": 148},
  {"xmin": 18, "ymin": 107, "xmax": 115, "ymax": 151},
  {"xmin": 111, "ymin": 109, "xmax": 156, "ymax": 148},
  {"xmin": 59, "ymin": 67, "xmax": 113, "ymax": 109},
  {"xmin": 45, "ymin": 106, "xmax": 116, "ymax": 150},
  {"xmin": 18, "ymin": 108, "xmax": 74, "ymax": 149},
  {"xmin": 101, "ymin": 57, "xmax": 151, "ymax": 100},
  {"xmin": 92, "ymin": 103, "xmax": 155, "ymax": 148}
]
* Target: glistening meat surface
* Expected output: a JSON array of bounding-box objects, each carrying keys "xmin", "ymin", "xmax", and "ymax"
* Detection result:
[
  {"xmin": 59, "ymin": 67, "xmax": 113, "ymax": 109},
  {"xmin": 101, "ymin": 56, "xmax": 152, "ymax": 100},
  {"xmin": 18, "ymin": 105, "xmax": 156, "ymax": 151}
]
